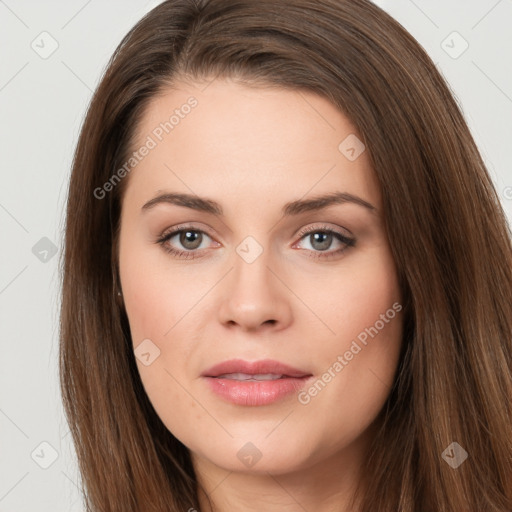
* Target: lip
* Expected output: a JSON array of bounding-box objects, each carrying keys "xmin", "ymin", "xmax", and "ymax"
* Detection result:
[
  {"xmin": 201, "ymin": 359, "xmax": 313, "ymax": 406},
  {"xmin": 202, "ymin": 358, "xmax": 310, "ymax": 378}
]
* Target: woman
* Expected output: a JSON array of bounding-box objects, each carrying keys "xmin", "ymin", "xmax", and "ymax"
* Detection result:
[{"xmin": 59, "ymin": 0, "xmax": 512, "ymax": 510}]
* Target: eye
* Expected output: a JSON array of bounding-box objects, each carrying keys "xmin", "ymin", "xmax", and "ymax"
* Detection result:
[
  {"xmin": 293, "ymin": 224, "xmax": 356, "ymax": 260},
  {"xmin": 156, "ymin": 225, "xmax": 217, "ymax": 259}
]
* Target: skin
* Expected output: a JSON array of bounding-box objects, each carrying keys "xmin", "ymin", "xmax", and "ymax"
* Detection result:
[{"xmin": 118, "ymin": 77, "xmax": 403, "ymax": 511}]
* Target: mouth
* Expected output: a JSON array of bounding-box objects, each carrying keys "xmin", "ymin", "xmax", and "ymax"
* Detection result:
[
  {"xmin": 213, "ymin": 373, "xmax": 293, "ymax": 381},
  {"xmin": 201, "ymin": 359, "xmax": 313, "ymax": 406}
]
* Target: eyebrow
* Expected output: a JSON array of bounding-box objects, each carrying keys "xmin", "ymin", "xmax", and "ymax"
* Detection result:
[{"xmin": 141, "ymin": 191, "xmax": 378, "ymax": 216}]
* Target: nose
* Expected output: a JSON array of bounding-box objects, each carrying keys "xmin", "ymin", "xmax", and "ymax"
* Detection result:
[{"xmin": 217, "ymin": 244, "xmax": 293, "ymax": 333}]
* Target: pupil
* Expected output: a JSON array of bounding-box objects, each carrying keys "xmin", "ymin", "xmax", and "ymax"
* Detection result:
[
  {"xmin": 181, "ymin": 231, "xmax": 201, "ymax": 249},
  {"xmin": 312, "ymin": 232, "xmax": 332, "ymax": 251}
]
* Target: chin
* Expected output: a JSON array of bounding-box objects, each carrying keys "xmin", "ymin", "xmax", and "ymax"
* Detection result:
[{"xmin": 190, "ymin": 436, "xmax": 319, "ymax": 475}]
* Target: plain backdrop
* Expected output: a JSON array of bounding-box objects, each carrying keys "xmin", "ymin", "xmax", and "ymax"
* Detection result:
[{"xmin": 0, "ymin": 1, "xmax": 511, "ymax": 510}]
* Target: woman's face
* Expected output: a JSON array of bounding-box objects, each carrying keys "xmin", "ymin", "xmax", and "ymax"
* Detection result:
[{"xmin": 118, "ymin": 78, "xmax": 403, "ymax": 477}]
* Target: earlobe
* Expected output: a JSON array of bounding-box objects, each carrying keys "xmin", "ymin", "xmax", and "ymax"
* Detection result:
[{"xmin": 115, "ymin": 287, "xmax": 124, "ymax": 308}]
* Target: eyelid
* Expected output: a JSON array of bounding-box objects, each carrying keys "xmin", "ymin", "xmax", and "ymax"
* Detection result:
[
  {"xmin": 158, "ymin": 222, "xmax": 352, "ymax": 244},
  {"xmin": 294, "ymin": 222, "xmax": 353, "ymax": 240},
  {"xmin": 158, "ymin": 222, "xmax": 217, "ymax": 239}
]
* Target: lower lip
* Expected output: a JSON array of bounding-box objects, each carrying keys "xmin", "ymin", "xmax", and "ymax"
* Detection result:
[{"xmin": 204, "ymin": 376, "xmax": 312, "ymax": 406}]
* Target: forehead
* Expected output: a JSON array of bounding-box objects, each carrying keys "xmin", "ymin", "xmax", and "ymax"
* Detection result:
[{"xmin": 123, "ymin": 79, "xmax": 381, "ymax": 216}]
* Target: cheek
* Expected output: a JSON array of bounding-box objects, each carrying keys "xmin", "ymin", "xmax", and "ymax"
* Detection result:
[
  {"xmin": 296, "ymin": 246, "xmax": 403, "ymax": 431},
  {"xmin": 119, "ymin": 248, "xmax": 203, "ymax": 433},
  {"xmin": 299, "ymin": 242, "xmax": 402, "ymax": 352},
  {"xmin": 119, "ymin": 236, "xmax": 197, "ymax": 346},
  {"xmin": 118, "ymin": 235, "xmax": 206, "ymax": 402}
]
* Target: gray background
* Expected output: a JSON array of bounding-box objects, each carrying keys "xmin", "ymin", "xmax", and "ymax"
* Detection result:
[{"xmin": 1, "ymin": 1, "xmax": 511, "ymax": 510}]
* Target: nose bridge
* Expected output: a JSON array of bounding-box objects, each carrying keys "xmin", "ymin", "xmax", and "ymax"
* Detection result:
[
  {"xmin": 216, "ymin": 234, "xmax": 292, "ymax": 331},
  {"xmin": 233, "ymin": 235, "xmax": 274, "ymax": 294}
]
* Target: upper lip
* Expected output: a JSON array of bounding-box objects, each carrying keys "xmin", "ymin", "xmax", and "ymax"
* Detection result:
[{"xmin": 201, "ymin": 359, "xmax": 311, "ymax": 378}]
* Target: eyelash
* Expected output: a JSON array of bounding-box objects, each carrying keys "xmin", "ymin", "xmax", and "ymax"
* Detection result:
[{"xmin": 155, "ymin": 224, "xmax": 356, "ymax": 261}]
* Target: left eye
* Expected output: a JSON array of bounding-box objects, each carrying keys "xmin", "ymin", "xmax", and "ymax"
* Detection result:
[
  {"xmin": 294, "ymin": 229, "xmax": 353, "ymax": 252},
  {"xmin": 166, "ymin": 229, "xmax": 209, "ymax": 250}
]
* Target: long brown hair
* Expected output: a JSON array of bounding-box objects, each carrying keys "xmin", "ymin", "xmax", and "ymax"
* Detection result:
[{"xmin": 59, "ymin": 0, "xmax": 512, "ymax": 510}]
